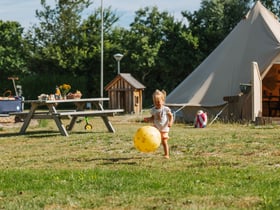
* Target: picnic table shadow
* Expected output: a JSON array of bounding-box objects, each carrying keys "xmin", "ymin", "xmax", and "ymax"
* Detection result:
[
  {"xmin": 71, "ymin": 156, "xmax": 144, "ymax": 166},
  {"xmin": 0, "ymin": 130, "xmax": 62, "ymax": 138},
  {"xmin": 0, "ymin": 130, "xmax": 115, "ymax": 138}
]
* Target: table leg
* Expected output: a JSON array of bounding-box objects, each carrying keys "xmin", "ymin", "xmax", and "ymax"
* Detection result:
[
  {"xmin": 20, "ymin": 103, "xmax": 38, "ymax": 134},
  {"xmin": 67, "ymin": 116, "xmax": 78, "ymax": 131},
  {"xmin": 74, "ymin": 102, "xmax": 86, "ymax": 110},
  {"xmin": 47, "ymin": 104, "xmax": 69, "ymax": 136},
  {"xmin": 101, "ymin": 116, "xmax": 115, "ymax": 133},
  {"xmin": 69, "ymin": 102, "xmax": 87, "ymax": 131},
  {"xmin": 97, "ymin": 102, "xmax": 115, "ymax": 132},
  {"xmin": 96, "ymin": 102, "xmax": 104, "ymax": 110},
  {"xmin": 95, "ymin": 102, "xmax": 115, "ymax": 132},
  {"xmin": 53, "ymin": 116, "xmax": 69, "ymax": 136}
]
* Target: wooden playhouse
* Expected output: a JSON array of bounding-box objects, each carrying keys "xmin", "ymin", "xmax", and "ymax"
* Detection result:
[{"xmin": 105, "ymin": 73, "xmax": 145, "ymax": 114}]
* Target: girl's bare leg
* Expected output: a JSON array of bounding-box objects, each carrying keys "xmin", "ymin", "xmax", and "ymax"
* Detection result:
[{"xmin": 162, "ymin": 139, "xmax": 169, "ymax": 159}]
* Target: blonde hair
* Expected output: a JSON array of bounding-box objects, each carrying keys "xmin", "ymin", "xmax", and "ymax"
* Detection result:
[{"xmin": 153, "ymin": 89, "xmax": 166, "ymax": 102}]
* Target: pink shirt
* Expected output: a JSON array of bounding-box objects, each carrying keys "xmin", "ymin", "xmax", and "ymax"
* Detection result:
[{"xmin": 194, "ymin": 112, "xmax": 207, "ymax": 128}]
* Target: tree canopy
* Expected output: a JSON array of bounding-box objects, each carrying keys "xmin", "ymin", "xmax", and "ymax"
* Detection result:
[{"xmin": 0, "ymin": 21, "xmax": 28, "ymax": 79}]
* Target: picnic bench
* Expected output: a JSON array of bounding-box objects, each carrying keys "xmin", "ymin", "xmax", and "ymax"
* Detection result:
[{"xmin": 12, "ymin": 98, "xmax": 123, "ymax": 136}]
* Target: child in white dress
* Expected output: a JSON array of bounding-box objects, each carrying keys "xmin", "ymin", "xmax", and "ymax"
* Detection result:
[{"xmin": 144, "ymin": 90, "xmax": 173, "ymax": 159}]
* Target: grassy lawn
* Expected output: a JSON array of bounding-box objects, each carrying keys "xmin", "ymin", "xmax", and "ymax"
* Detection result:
[{"xmin": 0, "ymin": 113, "xmax": 280, "ymax": 209}]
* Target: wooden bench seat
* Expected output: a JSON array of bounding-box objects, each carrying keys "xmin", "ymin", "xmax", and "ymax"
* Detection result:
[
  {"xmin": 57, "ymin": 109, "xmax": 124, "ymax": 117},
  {"xmin": 9, "ymin": 111, "xmax": 71, "ymax": 120},
  {"xmin": 9, "ymin": 109, "xmax": 123, "ymax": 119},
  {"xmin": 10, "ymin": 111, "xmax": 46, "ymax": 116},
  {"xmin": 0, "ymin": 114, "xmax": 10, "ymax": 117}
]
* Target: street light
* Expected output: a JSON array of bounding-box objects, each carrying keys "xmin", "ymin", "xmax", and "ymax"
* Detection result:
[
  {"xmin": 100, "ymin": 0, "xmax": 104, "ymax": 98},
  {"xmin": 114, "ymin": 53, "xmax": 124, "ymax": 74}
]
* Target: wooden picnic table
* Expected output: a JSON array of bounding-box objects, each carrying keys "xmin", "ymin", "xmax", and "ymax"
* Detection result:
[{"xmin": 14, "ymin": 98, "xmax": 123, "ymax": 136}]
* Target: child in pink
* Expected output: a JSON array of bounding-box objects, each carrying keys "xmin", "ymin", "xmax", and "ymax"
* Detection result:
[{"xmin": 194, "ymin": 110, "xmax": 207, "ymax": 128}]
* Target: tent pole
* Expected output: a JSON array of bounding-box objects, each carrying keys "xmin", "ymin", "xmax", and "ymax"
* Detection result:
[
  {"xmin": 172, "ymin": 104, "xmax": 190, "ymax": 122},
  {"xmin": 172, "ymin": 103, "xmax": 228, "ymax": 124},
  {"xmin": 209, "ymin": 103, "xmax": 229, "ymax": 125}
]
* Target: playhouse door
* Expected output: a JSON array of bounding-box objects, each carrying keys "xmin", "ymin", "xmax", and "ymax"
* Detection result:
[{"xmin": 134, "ymin": 92, "xmax": 140, "ymax": 114}]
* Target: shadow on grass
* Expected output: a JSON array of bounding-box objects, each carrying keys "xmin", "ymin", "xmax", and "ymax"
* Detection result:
[
  {"xmin": 0, "ymin": 130, "xmax": 111, "ymax": 138},
  {"xmin": 0, "ymin": 132, "xmax": 21, "ymax": 137},
  {"xmin": 71, "ymin": 156, "xmax": 144, "ymax": 165},
  {"xmin": 24, "ymin": 130, "xmax": 66, "ymax": 138},
  {"xmin": 0, "ymin": 130, "xmax": 63, "ymax": 138},
  {"xmin": 69, "ymin": 131, "xmax": 112, "ymax": 134}
]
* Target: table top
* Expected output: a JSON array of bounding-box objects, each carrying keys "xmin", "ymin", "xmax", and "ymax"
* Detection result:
[{"xmin": 22, "ymin": 98, "xmax": 109, "ymax": 104}]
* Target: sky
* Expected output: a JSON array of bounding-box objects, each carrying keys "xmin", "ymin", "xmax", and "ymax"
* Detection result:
[{"xmin": 0, "ymin": 0, "xmax": 202, "ymax": 29}]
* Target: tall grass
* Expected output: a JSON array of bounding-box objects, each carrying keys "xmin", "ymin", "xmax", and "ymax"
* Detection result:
[{"xmin": 0, "ymin": 115, "xmax": 280, "ymax": 209}]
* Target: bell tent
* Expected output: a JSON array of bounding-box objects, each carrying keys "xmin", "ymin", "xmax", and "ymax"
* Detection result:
[{"xmin": 166, "ymin": 1, "xmax": 280, "ymax": 123}]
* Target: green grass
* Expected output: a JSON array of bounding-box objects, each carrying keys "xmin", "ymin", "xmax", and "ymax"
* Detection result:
[{"xmin": 0, "ymin": 114, "xmax": 280, "ymax": 209}]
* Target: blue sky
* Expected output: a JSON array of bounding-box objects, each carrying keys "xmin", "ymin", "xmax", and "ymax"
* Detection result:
[{"xmin": 0, "ymin": 0, "xmax": 202, "ymax": 29}]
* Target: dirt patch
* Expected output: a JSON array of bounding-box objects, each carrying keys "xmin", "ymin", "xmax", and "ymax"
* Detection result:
[
  {"xmin": 0, "ymin": 116, "xmax": 38, "ymax": 128},
  {"xmin": 0, "ymin": 116, "xmax": 15, "ymax": 123}
]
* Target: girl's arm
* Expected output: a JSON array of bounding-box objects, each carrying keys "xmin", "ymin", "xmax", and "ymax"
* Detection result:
[
  {"xmin": 167, "ymin": 111, "xmax": 173, "ymax": 127},
  {"xmin": 144, "ymin": 116, "xmax": 154, "ymax": 123}
]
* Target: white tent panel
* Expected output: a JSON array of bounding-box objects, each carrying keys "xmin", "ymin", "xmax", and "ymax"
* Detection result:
[{"xmin": 251, "ymin": 62, "xmax": 262, "ymax": 121}]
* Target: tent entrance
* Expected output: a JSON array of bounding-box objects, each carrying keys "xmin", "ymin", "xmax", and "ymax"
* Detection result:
[{"xmin": 262, "ymin": 64, "xmax": 280, "ymax": 117}]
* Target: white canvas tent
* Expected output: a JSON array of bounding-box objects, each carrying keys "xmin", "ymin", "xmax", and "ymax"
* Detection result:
[{"xmin": 166, "ymin": 1, "xmax": 280, "ymax": 122}]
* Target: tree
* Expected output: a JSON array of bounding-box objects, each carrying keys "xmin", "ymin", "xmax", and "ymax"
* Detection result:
[
  {"xmin": 121, "ymin": 7, "xmax": 198, "ymax": 103},
  {"xmin": 156, "ymin": 15, "xmax": 199, "ymax": 92},
  {"xmin": 78, "ymin": 6, "xmax": 120, "ymax": 96},
  {"xmin": 26, "ymin": 0, "xmax": 91, "ymax": 75},
  {"xmin": 123, "ymin": 7, "xmax": 165, "ymax": 82},
  {"xmin": 183, "ymin": 0, "xmax": 251, "ymax": 60},
  {"xmin": 24, "ymin": 0, "xmax": 121, "ymax": 96},
  {"xmin": 257, "ymin": 0, "xmax": 280, "ymax": 17},
  {"xmin": 0, "ymin": 20, "xmax": 28, "ymax": 80}
]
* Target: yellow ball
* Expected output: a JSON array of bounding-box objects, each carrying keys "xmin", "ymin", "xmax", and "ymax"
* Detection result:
[{"xmin": 133, "ymin": 126, "xmax": 161, "ymax": 153}]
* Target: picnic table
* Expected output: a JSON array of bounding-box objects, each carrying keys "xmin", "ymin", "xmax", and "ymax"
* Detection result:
[{"xmin": 13, "ymin": 98, "xmax": 123, "ymax": 136}]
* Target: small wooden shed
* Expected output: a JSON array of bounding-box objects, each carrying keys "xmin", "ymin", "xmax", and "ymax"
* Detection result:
[{"xmin": 105, "ymin": 73, "xmax": 145, "ymax": 114}]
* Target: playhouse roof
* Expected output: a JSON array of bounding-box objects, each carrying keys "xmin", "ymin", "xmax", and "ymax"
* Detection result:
[{"xmin": 105, "ymin": 73, "xmax": 146, "ymax": 90}]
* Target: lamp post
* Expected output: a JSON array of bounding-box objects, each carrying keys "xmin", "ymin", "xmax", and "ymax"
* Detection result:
[
  {"xmin": 114, "ymin": 53, "xmax": 124, "ymax": 74},
  {"xmin": 100, "ymin": 0, "xmax": 104, "ymax": 98}
]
